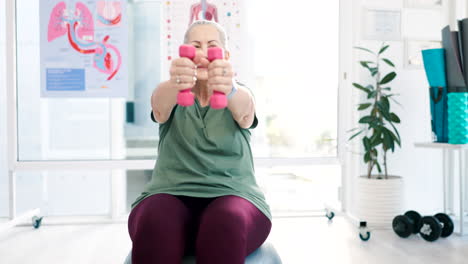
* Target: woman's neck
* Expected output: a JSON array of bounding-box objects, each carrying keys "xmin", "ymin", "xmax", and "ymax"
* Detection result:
[{"xmin": 194, "ymin": 81, "xmax": 211, "ymax": 106}]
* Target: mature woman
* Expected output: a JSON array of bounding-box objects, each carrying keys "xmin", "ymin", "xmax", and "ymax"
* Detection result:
[{"xmin": 128, "ymin": 20, "xmax": 271, "ymax": 264}]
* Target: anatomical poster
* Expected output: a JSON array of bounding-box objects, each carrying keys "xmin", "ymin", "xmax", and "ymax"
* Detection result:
[
  {"xmin": 40, "ymin": 0, "xmax": 128, "ymax": 97},
  {"xmin": 161, "ymin": 0, "xmax": 245, "ymax": 81}
]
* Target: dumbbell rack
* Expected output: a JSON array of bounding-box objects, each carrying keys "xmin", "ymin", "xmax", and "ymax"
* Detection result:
[{"xmin": 414, "ymin": 142, "xmax": 468, "ymax": 236}]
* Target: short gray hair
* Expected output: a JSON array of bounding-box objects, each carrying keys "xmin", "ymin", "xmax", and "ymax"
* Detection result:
[{"xmin": 183, "ymin": 20, "xmax": 228, "ymax": 50}]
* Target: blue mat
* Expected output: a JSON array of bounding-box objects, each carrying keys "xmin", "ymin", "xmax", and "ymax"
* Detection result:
[{"xmin": 422, "ymin": 48, "xmax": 449, "ymax": 142}]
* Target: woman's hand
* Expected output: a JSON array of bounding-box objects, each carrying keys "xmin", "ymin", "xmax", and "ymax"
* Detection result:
[
  {"xmin": 151, "ymin": 58, "xmax": 197, "ymax": 124},
  {"xmin": 169, "ymin": 57, "xmax": 198, "ymax": 91},
  {"xmin": 207, "ymin": 59, "xmax": 234, "ymax": 95}
]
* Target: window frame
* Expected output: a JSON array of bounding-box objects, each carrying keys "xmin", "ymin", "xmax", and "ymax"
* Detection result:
[{"xmin": 4, "ymin": 0, "xmax": 352, "ymax": 223}]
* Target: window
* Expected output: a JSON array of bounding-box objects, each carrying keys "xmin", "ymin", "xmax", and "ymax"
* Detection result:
[
  {"xmin": 243, "ymin": 0, "xmax": 342, "ymax": 213},
  {"xmin": 15, "ymin": 171, "xmax": 111, "ymax": 216},
  {"xmin": 246, "ymin": 0, "xmax": 340, "ymax": 158},
  {"xmin": 8, "ymin": 0, "xmax": 342, "ymax": 218},
  {"xmin": 16, "ymin": 0, "xmax": 161, "ymax": 161}
]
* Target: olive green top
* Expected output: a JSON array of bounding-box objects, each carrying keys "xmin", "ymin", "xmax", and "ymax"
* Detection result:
[{"xmin": 131, "ymin": 95, "xmax": 271, "ymax": 220}]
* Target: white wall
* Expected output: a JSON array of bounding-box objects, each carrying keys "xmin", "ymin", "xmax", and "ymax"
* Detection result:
[
  {"xmin": 0, "ymin": 0, "xmax": 8, "ymax": 217},
  {"xmin": 346, "ymin": 0, "xmax": 455, "ymax": 218}
]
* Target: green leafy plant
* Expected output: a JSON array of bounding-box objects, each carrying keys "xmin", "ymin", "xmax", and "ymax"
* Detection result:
[{"xmin": 349, "ymin": 43, "xmax": 401, "ymax": 180}]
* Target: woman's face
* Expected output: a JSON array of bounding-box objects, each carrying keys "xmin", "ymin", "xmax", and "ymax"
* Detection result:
[{"xmin": 187, "ymin": 24, "xmax": 229, "ymax": 81}]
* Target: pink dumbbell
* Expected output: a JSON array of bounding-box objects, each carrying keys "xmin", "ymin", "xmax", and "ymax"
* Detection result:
[
  {"xmin": 207, "ymin": 47, "xmax": 228, "ymax": 109},
  {"xmin": 177, "ymin": 45, "xmax": 196, "ymax": 107}
]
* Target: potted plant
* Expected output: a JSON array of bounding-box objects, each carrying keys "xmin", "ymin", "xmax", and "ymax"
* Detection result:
[{"xmin": 349, "ymin": 43, "xmax": 403, "ymax": 227}]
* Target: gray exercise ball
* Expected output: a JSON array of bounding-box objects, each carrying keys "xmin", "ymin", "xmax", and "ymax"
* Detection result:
[{"xmin": 124, "ymin": 242, "xmax": 282, "ymax": 264}]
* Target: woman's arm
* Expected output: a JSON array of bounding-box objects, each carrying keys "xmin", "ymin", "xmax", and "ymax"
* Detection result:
[
  {"xmin": 207, "ymin": 59, "xmax": 256, "ymax": 129},
  {"xmin": 152, "ymin": 57, "xmax": 197, "ymax": 123},
  {"xmin": 151, "ymin": 80, "xmax": 178, "ymax": 124},
  {"xmin": 227, "ymin": 82, "xmax": 256, "ymax": 129}
]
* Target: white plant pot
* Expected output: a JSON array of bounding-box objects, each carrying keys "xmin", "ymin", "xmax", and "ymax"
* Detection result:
[{"xmin": 356, "ymin": 175, "xmax": 403, "ymax": 227}]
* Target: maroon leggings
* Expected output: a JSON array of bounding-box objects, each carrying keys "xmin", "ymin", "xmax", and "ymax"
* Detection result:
[{"xmin": 128, "ymin": 193, "xmax": 272, "ymax": 264}]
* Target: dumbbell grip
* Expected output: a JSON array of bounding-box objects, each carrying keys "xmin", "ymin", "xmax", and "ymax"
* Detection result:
[
  {"xmin": 177, "ymin": 88, "xmax": 195, "ymax": 107},
  {"xmin": 177, "ymin": 45, "xmax": 196, "ymax": 107},
  {"xmin": 208, "ymin": 47, "xmax": 228, "ymax": 109}
]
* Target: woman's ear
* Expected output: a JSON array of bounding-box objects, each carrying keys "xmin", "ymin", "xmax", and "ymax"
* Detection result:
[{"xmin": 224, "ymin": 50, "xmax": 230, "ymax": 60}]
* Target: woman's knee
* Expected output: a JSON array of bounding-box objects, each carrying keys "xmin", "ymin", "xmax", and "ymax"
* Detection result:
[
  {"xmin": 128, "ymin": 193, "xmax": 190, "ymax": 239},
  {"xmin": 197, "ymin": 196, "xmax": 272, "ymax": 243},
  {"xmin": 198, "ymin": 196, "xmax": 252, "ymax": 237}
]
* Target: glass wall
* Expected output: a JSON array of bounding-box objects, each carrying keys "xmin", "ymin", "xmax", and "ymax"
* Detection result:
[
  {"xmin": 8, "ymin": 0, "xmax": 341, "ymax": 217},
  {"xmin": 15, "ymin": 0, "xmax": 339, "ymax": 162},
  {"xmin": 16, "ymin": 0, "xmax": 161, "ymax": 161},
  {"xmin": 247, "ymin": 0, "xmax": 339, "ymax": 158},
  {"xmin": 245, "ymin": 0, "xmax": 342, "ymax": 213},
  {"xmin": 16, "ymin": 170, "xmax": 111, "ymax": 216},
  {"xmin": 11, "ymin": 0, "xmax": 163, "ymax": 218}
]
